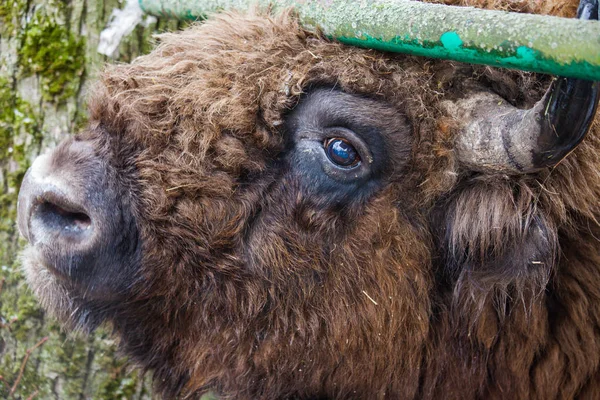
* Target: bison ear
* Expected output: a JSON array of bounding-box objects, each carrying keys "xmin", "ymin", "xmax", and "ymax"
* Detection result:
[{"xmin": 432, "ymin": 179, "xmax": 558, "ymax": 299}]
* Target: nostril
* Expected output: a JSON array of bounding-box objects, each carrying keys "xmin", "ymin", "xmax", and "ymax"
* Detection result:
[
  {"xmin": 36, "ymin": 201, "xmax": 92, "ymax": 234},
  {"xmin": 28, "ymin": 191, "xmax": 95, "ymax": 245}
]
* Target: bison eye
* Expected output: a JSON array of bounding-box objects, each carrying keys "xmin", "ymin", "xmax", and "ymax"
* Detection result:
[
  {"xmin": 285, "ymin": 88, "xmax": 411, "ymax": 188},
  {"xmin": 324, "ymin": 138, "xmax": 361, "ymax": 168}
]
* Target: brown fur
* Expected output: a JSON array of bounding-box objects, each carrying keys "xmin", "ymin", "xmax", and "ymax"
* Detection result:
[{"xmin": 22, "ymin": 1, "xmax": 600, "ymax": 398}]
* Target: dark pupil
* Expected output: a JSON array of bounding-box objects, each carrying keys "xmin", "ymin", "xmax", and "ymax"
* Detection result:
[{"xmin": 326, "ymin": 139, "xmax": 360, "ymax": 167}]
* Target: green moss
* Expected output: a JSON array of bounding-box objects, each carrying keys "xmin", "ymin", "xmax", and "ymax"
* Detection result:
[
  {"xmin": 2, "ymin": 1, "xmax": 85, "ymax": 102},
  {"xmin": 0, "ymin": 78, "xmax": 41, "ymax": 264},
  {"xmin": 0, "ymin": 0, "xmax": 27, "ymax": 36},
  {"xmin": 97, "ymin": 358, "xmax": 144, "ymax": 399},
  {"xmin": 0, "ymin": 74, "xmax": 47, "ymax": 397},
  {"xmin": 18, "ymin": 12, "xmax": 86, "ymax": 102}
]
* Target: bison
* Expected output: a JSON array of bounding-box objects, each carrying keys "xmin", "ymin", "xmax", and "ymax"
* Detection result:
[{"xmin": 16, "ymin": 0, "xmax": 600, "ymax": 398}]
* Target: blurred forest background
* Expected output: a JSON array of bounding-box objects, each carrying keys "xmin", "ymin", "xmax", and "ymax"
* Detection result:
[{"xmin": 0, "ymin": 1, "xmax": 189, "ymax": 398}]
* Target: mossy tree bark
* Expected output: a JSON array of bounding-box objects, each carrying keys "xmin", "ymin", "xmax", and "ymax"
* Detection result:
[{"xmin": 0, "ymin": 1, "xmax": 186, "ymax": 398}]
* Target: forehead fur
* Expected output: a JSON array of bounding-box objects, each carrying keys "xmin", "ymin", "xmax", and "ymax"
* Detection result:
[{"xmin": 89, "ymin": 10, "xmax": 459, "ymax": 193}]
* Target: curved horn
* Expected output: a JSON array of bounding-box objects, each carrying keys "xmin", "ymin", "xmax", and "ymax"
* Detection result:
[{"xmin": 454, "ymin": 0, "xmax": 600, "ymax": 173}]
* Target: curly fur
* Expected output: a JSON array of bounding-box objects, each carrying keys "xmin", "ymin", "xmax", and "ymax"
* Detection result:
[{"xmin": 23, "ymin": 1, "xmax": 600, "ymax": 398}]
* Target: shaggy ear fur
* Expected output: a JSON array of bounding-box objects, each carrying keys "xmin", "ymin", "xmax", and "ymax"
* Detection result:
[{"xmin": 432, "ymin": 176, "xmax": 558, "ymax": 318}]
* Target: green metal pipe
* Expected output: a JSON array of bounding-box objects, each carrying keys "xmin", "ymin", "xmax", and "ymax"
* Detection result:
[{"xmin": 138, "ymin": 0, "xmax": 600, "ymax": 81}]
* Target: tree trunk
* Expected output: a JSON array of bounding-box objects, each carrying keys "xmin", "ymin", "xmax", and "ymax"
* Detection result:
[{"xmin": 0, "ymin": 1, "xmax": 184, "ymax": 398}]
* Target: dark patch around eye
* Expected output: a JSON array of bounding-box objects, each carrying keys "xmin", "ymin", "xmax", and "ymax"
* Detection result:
[{"xmin": 324, "ymin": 138, "xmax": 361, "ymax": 168}]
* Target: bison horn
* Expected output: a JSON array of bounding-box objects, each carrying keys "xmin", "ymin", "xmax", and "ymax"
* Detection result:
[{"xmin": 454, "ymin": 0, "xmax": 600, "ymax": 173}]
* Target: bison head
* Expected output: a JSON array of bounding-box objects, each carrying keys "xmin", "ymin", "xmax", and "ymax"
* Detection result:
[{"xmin": 17, "ymin": 4, "xmax": 600, "ymax": 399}]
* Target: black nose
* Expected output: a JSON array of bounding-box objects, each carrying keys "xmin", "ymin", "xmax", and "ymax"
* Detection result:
[
  {"xmin": 17, "ymin": 140, "xmax": 101, "ymax": 255},
  {"xmin": 18, "ymin": 137, "xmax": 139, "ymax": 294}
]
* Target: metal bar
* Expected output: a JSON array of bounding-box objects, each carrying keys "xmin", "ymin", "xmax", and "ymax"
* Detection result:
[{"xmin": 138, "ymin": 0, "xmax": 600, "ymax": 81}]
